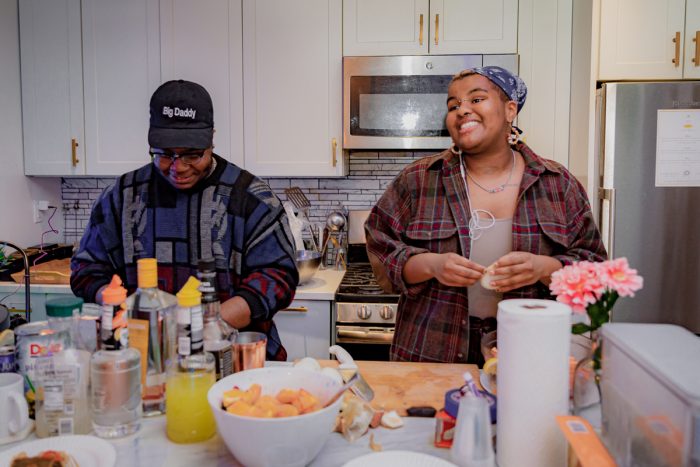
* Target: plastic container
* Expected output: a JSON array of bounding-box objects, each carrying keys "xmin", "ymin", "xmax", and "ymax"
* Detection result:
[
  {"xmin": 45, "ymin": 296, "xmax": 84, "ymax": 346},
  {"xmin": 166, "ymin": 352, "xmax": 216, "ymax": 443}
]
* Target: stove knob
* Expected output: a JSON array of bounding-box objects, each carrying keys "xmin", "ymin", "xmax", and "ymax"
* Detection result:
[
  {"xmin": 379, "ymin": 305, "xmax": 394, "ymax": 320},
  {"xmin": 357, "ymin": 305, "xmax": 371, "ymax": 320}
]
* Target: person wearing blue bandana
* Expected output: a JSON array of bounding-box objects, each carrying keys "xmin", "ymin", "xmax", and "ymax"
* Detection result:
[{"xmin": 365, "ymin": 66, "xmax": 606, "ymax": 364}]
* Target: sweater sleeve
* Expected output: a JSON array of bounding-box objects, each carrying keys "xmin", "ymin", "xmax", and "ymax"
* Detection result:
[
  {"xmin": 233, "ymin": 180, "xmax": 299, "ymax": 321},
  {"xmin": 70, "ymin": 182, "xmax": 125, "ymax": 303}
]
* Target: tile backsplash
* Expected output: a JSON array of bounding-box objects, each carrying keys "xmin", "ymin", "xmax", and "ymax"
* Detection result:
[{"xmin": 61, "ymin": 151, "xmax": 430, "ymax": 245}]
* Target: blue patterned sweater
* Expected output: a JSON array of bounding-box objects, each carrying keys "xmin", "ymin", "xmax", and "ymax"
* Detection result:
[{"xmin": 70, "ymin": 154, "xmax": 299, "ymax": 360}]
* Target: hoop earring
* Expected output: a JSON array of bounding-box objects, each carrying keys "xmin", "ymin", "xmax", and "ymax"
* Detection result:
[
  {"xmin": 507, "ymin": 125, "xmax": 522, "ymax": 146},
  {"xmin": 450, "ymin": 144, "xmax": 462, "ymax": 156}
]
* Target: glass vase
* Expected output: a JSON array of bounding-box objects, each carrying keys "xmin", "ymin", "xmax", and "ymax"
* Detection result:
[{"xmin": 571, "ymin": 331, "xmax": 602, "ymax": 430}]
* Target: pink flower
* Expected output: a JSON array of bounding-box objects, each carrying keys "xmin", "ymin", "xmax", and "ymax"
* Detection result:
[
  {"xmin": 549, "ymin": 261, "xmax": 604, "ymax": 314},
  {"xmin": 597, "ymin": 257, "xmax": 644, "ymax": 297}
]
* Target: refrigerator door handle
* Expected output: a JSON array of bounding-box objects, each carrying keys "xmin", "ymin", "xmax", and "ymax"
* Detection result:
[{"xmin": 598, "ymin": 187, "xmax": 615, "ymax": 258}]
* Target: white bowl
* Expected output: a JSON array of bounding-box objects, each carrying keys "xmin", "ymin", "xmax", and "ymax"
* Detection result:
[{"xmin": 207, "ymin": 367, "xmax": 343, "ymax": 467}]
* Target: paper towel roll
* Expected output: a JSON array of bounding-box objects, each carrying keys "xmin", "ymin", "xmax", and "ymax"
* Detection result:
[{"xmin": 496, "ymin": 299, "xmax": 571, "ymax": 467}]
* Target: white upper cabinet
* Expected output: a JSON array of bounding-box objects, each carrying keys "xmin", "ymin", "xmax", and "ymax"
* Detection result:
[
  {"xmin": 242, "ymin": 0, "xmax": 345, "ymax": 177},
  {"xmin": 19, "ymin": 0, "xmax": 161, "ymax": 176},
  {"xmin": 19, "ymin": 0, "xmax": 85, "ymax": 176},
  {"xmin": 160, "ymin": 0, "xmax": 244, "ymax": 168},
  {"xmin": 598, "ymin": 0, "xmax": 699, "ymax": 80},
  {"xmin": 343, "ymin": 0, "xmax": 518, "ymax": 56},
  {"xmin": 684, "ymin": 0, "xmax": 700, "ymax": 79},
  {"xmin": 81, "ymin": 0, "xmax": 161, "ymax": 175}
]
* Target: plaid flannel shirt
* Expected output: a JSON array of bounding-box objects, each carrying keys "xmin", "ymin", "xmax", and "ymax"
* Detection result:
[{"xmin": 365, "ymin": 142, "xmax": 607, "ymax": 363}]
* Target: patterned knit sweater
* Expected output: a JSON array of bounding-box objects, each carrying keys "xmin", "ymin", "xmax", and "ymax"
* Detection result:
[{"xmin": 70, "ymin": 154, "xmax": 299, "ymax": 360}]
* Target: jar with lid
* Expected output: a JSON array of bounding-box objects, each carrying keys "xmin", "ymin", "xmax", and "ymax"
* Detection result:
[
  {"xmin": 90, "ymin": 275, "xmax": 142, "ymax": 438},
  {"xmin": 166, "ymin": 352, "xmax": 216, "ymax": 443},
  {"xmin": 45, "ymin": 296, "xmax": 84, "ymax": 347}
]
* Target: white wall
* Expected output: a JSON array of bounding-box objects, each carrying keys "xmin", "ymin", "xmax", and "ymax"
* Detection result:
[{"xmin": 0, "ymin": 0, "xmax": 63, "ymax": 249}]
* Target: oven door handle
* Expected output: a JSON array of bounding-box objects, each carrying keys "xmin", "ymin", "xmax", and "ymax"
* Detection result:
[{"xmin": 337, "ymin": 327, "xmax": 394, "ymax": 344}]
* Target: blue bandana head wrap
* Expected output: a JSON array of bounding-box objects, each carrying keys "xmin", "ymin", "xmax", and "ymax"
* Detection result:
[{"xmin": 470, "ymin": 66, "xmax": 527, "ymax": 113}]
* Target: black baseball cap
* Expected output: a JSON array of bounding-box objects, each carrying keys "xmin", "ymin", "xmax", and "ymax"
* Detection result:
[{"xmin": 148, "ymin": 80, "xmax": 214, "ymax": 149}]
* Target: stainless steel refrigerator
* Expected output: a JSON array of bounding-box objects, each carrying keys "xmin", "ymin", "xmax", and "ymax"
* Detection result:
[{"xmin": 595, "ymin": 81, "xmax": 700, "ymax": 334}]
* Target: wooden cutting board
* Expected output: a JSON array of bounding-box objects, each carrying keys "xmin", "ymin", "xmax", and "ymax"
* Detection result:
[
  {"xmin": 11, "ymin": 258, "xmax": 72, "ymax": 285},
  {"xmin": 320, "ymin": 360, "xmax": 479, "ymax": 416}
]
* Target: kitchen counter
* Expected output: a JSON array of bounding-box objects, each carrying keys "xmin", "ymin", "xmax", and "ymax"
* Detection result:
[
  {"xmin": 0, "ymin": 268, "xmax": 345, "ymax": 300},
  {"xmin": 0, "ymin": 360, "xmax": 470, "ymax": 466},
  {"xmin": 293, "ymin": 268, "xmax": 345, "ymax": 300}
]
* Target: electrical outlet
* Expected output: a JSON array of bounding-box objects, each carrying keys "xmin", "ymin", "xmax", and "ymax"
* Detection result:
[{"xmin": 32, "ymin": 200, "xmax": 49, "ymax": 223}]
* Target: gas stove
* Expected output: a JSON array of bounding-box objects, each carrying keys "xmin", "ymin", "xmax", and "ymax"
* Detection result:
[{"xmin": 335, "ymin": 245, "xmax": 399, "ymax": 327}]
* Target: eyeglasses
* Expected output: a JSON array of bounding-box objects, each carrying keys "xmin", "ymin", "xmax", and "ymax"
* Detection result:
[{"xmin": 149, "ymin": 149, "xmax": 206, "ymax": 166}]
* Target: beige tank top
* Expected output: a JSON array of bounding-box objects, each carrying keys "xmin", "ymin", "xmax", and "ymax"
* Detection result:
[{"xmin": 468, "ymin": 218, "xmax": 513, "ymax": 319}]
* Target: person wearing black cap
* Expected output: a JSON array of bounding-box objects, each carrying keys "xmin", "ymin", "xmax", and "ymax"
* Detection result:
[
  {"xmin": 70, "ymin": 80, "xmax": 299, "ymax": 360},
  {"xmin": 365, "ymin": 67, "xmax": 607, "ymax": 364}
]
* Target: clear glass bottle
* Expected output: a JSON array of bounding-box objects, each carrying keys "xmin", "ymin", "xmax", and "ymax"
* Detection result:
[
  {"xmin": 165, "ymin": 352, "xmax": 216, "ymax": 443},
  {"xmin": 175, "ymin": 276, "xmax": 204, "ymax": 357},
  {"xmin": 126, "ymin": 258, "xmax": 177, "ymax": 416},
  {"xmin": 197, "ymin": 258, "xmax": 236, "ymax": 381},
  {"xmin": 90, "ymin": 275, "xmax": 142, "ymax": 438},
  {"xmin": 35, "ymin": 297, "xmax": 92, "ymax": 437}
]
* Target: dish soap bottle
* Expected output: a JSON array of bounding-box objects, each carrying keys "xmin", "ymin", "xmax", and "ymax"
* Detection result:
[
  {"xmin": 90, "ymin": 275, "xmax": 142, "ymax": 438},
  {"xmin": 126, "ymin": 258, "xmax": 177, "ymax": 416}
]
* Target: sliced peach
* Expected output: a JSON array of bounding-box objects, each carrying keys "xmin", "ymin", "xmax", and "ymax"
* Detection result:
[
  {"xmin": 297, "ymin": 389, "xmax": 320, "ymax": 413},
  {"xmin": 242, "ymin": 383, "xmax": 262, "ymax": 405},
  {"xmin": 276, "ymin": 388, "xmax": 299, "ymax": 404},
  {"xmin": 256, "ymin": 395, "xmax": 281, "ymax": 412},
  {"xmin": 251, "ymin": 405, "xmax": 276, "ymax": 418},
  {"xmin": 226, "ymin": 400, "xmax": 255, "ymax": 417},
  {"xmin": 276, "ymin": 403, "xmax": 300, "ymax": 418},
  {"xmin": 222, "ymin": 388, "xmax": 246, "ymax": 408}
]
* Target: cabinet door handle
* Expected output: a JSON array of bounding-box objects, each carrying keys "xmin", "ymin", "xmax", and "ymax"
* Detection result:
[
  {"xmin": 281, "ymin": 306, "xmax": 308, "ymax": 313},
  {"xmin": 672, "ymin": 31, "xmax": 681, "ymax": 67},
  {"xmin": 331, "ymin": 137, "xmax": 337, "ymax": 167},
  {"xmin": 419, "ymin": 14, "xmax": 424, "ymax": 46},
  {"xmin": 693, "ymin": 30, "xmax": 700, "ymax": 66},
  {"xmin": 71, "ymin": 138, "xmax": 80, "ymax": 167},
  {"xmin": 434, "ymin": 14, "xmax": 439, "ymax": 46}
]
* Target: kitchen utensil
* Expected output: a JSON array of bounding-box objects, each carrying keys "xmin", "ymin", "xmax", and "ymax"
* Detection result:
[
  {"xmin": 295, "ymin": 250, "xmax": 322, "ymax": 285},
  {"xmin": 284, "ymin": 188, "xmax": 319, "ymax": 252},
  {"xmin": 282, "ymin": 202, "xmax": 305, "ymax": 251},
  {"xmin": 232, "ymin": 332, "xmax": 267, "ymax": 373},
  {"xmin": 322, "ymin": 370, "xmax": 359, "ymax": 408},
  {"xmin": 329, "ymin": 345, "xmax": 375, "ymax": 402},
  {"xmin": 321, "ymin": 211, "xmax": 347, "ymax": 260}
]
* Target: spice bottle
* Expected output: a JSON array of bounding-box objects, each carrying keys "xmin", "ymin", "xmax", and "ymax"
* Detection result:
[{"xmin": 175, "ymin": 277, "xmax": 204, "ymax": 357}]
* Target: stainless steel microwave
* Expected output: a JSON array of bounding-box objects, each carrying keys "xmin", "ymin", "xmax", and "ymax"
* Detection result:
[{"xmin": 343, "ymin": 54, "xmax": 518, "ymax": 150}]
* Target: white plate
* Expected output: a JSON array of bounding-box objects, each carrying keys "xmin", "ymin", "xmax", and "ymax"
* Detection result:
[
  {"xmin": 0, "ymin": 434, "xmax": 116, "ymax": 467},
  {"xmin": 480, "ymin": 371, "xmax": 497, "ymax": 396},
  {"xmin": 342, "ymin": 450, "xmax": 455, "ymax": 467}
]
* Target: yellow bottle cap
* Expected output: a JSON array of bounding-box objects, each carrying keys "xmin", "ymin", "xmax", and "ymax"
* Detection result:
[
  {"xmin": 177, "ymin": 276, "xmax": 202, "ymax": 307},
  {"xmin": 102, "ymin": 274, "xmax": 127, "ymax": 305},
  {"xmin": 137, "ymin": 258, "xmax": 158, "ymax": 288}
]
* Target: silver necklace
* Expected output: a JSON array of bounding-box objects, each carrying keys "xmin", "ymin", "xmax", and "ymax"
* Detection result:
[{"xmin": 465, "ymin": 150, "xmax": 516, "ymax": 194}]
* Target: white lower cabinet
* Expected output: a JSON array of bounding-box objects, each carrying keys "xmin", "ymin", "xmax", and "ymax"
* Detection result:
[{"xmin": 275, "ymin": 299, "xmax": 332, "ymax": 361}]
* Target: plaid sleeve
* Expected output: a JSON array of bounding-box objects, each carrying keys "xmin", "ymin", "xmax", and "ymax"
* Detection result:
[
  {"xmin": 365, "ymin": 171, "xmax": 431, "ymax": 298},
  {"xmin": 553, "ymin": 173, "xmax": 608, "ymax": 266}
]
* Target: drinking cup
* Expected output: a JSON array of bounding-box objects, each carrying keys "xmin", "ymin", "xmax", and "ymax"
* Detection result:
[
  {"xmin": 0, "ymin": 373, "xmax": 30, "ymax": 440},
  {"xmin": 232, "ymin": 332, "xmax": 266, "ymax": 372}
]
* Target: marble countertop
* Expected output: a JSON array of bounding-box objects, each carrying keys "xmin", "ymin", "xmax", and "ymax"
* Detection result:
[
  {"xmin": 0, "ymin": 415, "xmax": 451, "ymax": 467},
  {"xmin": 0, "ymin": 268, "xmax": 345, "ymax": 300}
]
